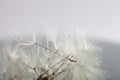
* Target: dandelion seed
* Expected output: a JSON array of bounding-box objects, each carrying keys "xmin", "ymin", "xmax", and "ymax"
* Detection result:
[{"xmin": 0, "ymin": 32, "xmax": 105, "ymax": 80}]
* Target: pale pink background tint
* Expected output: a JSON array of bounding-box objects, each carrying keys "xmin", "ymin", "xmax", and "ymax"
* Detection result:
[{"xmin": 0, "ymin": 0, "xmax": 120, "ymax": 43}]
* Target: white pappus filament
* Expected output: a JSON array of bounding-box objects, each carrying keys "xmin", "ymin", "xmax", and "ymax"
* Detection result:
[{"xmin": 0, "ymin": 33, "xmax": 104, "ymax": 80}]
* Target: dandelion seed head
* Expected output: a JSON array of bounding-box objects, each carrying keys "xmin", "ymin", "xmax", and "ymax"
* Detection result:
[{"xmin": 0, "ymin": 32, "xmax": 105, "ymax": 80}]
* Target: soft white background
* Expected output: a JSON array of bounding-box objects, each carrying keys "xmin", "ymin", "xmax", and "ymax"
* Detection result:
[
  {"xmin": 0, "ymin": 0, "xmax": 120, "ymax": 43},
  {"xmin": 0, "ymin": 0, "xmax": 120, "ymax": 80}
]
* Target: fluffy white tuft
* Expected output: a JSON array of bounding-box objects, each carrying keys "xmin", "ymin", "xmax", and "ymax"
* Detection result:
[{"xmin": 0, "ymin": 32, "xmax": 105, "ymax": 80}]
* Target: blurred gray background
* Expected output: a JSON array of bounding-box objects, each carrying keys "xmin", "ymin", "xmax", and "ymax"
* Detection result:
[{"xmin": 0, "ymin": 0, "xmax": 120, "ymax": 80}]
